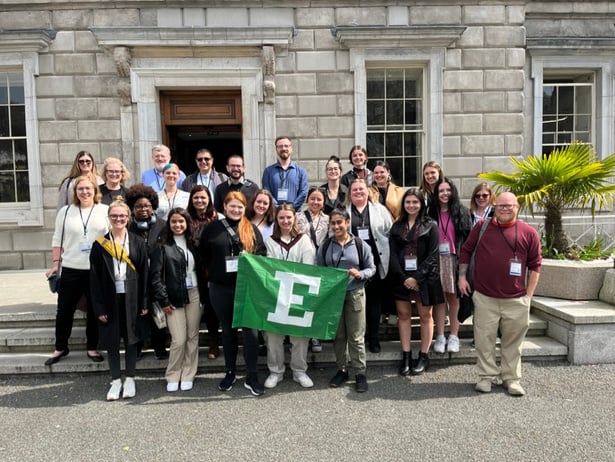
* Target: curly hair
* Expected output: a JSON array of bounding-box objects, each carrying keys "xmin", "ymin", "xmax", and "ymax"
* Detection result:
[{"xmin": 125, "ymin": 183, "xmax": 159, "ymax": 211}]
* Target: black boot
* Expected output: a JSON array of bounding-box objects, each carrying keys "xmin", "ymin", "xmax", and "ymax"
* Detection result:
[
  {"xmin": 412, "ymin": 352, "xmax": 429, "ymax": 375},
  {"xmin": 399, "ymin": 351, "xmax": 411, "ymax": 377}
]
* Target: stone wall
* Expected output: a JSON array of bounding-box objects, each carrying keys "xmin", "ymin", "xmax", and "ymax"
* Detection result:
[{"xmin": 0, "ymin": 0, "xmax": 613, "ymax": 269}]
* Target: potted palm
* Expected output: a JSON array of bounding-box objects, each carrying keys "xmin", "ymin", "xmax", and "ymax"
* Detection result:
[{"xmin": 479, "ymin": 141, "xmax": 615, "ymax": 299}]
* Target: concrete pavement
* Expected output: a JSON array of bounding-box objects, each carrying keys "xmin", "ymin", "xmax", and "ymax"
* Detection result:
[{"xmin": 0, "ymin": 362, "xmax": 614, "ymax": 461}]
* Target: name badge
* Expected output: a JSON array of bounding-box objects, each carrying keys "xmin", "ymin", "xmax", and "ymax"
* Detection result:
[
  {"xmin": 357, "ymin": 226, "xmax": 370, "ymax": 241},
  {"xmin": 439, "ymin": 242, "xmax": 450, "ymax": 255},
  {"xmin": 509, "ymin": 259, "xmax": 522, "ymax": 276},
  {"xmin": 405, "ymin": 256, "xmax": 417, "ymax": 271},
  {"xmin": 80, "ymin": 237, "xmax": 92, "ymax": 253},
  {"xmin": 225, "ymin": 256, "xmax": 239, "ymax": 273},
  {"xmin": 186, "ymin": 274, "xmax": 194, "ymax": 288},
  {"xmin": 114, "ymin": 280, "xmax": 125, "ymax": 294},
  {"xmin": 277, "ymin": 188, "xmax": 289, "ymax": 201}
]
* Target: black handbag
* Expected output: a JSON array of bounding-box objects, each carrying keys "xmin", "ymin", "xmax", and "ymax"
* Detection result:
[{"xmin": 48, "ymin": 206, "xmax": 69, "ymax": 294}]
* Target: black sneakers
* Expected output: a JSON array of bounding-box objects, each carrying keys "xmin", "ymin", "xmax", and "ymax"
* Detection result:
[
  {"xmin": 329, "ymin": 369, "xmax": 349, "ymax": 388},
  {"xmin": 355, "ymin": 374, "xmax": 368, "ymax": 393},
  {"xmin": 218, "ymin": 371, "xmax": 236, "ymax": 391},
  {"xmin": 244, "ymin": 372, "xmax": 265, "ymax": 396}
]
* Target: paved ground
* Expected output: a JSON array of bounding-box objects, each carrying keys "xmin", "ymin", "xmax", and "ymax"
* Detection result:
[{"xmin": 1, "ymin": 361, "xmax": 614, "ymax": 461}]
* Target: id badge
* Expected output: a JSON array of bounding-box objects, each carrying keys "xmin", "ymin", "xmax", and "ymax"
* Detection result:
[
  {"xmin": 509, "ymin": 259, "xmax": 522, "ymax": 276},
  {"xmin": 405, "ymin": 256, "xmax": 417, "ymax": 271},
  {"xmin": 278, "ymin": 188, "xmax": 289, "ymax": 201},
  {"xmin": 225, "ymin": 256, "xmax": 239, "ymax": 273},
  {"xmin": 357, "ymin": 226, "xmax": 370, "ymax": 240},
  {"xmin": 186, "ymin": 274, "xmax": 194, "ymax": 288},
  {"xmin": 114, "ymin": 280, "xmax": 125, "ymax": 294},
  {"xmin": 80, "ymin": 237, "xmax": 92, "ymax": 252},
  {"xmin": 438, "ymin": 242, "xmax": 450, "ymax": 255}
]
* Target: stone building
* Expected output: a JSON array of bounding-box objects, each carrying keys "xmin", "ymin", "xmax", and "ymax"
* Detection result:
[{"xmin": 1, "ymin": 0, "xmax": 614, "ymax": 269}]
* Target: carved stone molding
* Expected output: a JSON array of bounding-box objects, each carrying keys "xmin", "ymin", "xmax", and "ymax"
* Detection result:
[{"xmin": 262, "ymin": 45, "xmax": 275, "ymax": 105}]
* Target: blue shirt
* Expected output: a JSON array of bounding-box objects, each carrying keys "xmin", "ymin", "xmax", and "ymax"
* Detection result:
[
  {"xmin": 261, "ymin": 161, "xmax": 308, "ymax": 210},
  {"xmin": 141, "ymin": 168, "xmax": 186, "ymax": 192}
]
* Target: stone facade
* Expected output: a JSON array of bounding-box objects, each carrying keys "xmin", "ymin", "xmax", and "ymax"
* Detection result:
[{"xmin": 1, "ymin": 1, "xmax": 615, "ymax": 269}]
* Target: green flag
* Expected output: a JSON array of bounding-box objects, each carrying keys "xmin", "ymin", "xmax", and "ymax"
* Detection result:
[{"xmin": 233, "ymin": 253, "xmax": 348, "ymax": 340}]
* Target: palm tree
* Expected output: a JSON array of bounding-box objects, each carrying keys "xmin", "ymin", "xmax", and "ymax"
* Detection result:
[{"xmin": 479, "ymin": 141, "xmax": 615, "ymax": 256}]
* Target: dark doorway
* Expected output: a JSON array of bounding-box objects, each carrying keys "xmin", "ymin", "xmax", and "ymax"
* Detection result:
[{"xmin": 168, "ymin": 126, "xmax": 243, "ymax": 175}]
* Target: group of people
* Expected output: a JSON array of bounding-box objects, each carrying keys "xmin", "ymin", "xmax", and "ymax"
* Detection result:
[{"xmin": 44, "ymin": 137, "xmax": 542, "ymax": 400}]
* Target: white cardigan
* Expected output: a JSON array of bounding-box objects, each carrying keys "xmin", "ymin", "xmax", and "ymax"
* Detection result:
[{"xmin": 265, "ymin": 233, "xmax": 316, "ymax": 265}]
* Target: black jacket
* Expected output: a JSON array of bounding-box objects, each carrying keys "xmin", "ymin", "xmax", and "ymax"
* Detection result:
[
  {"xmin": 389, "ymin": 217, "xmax": 444, "ymax": 306},
  {"xmin": 89, "ymin": 232, "xmax": 148, "ymax": 348},
  {"xmin": 150, "ymin": 238, "xmax": 195, "ymax": 308}
]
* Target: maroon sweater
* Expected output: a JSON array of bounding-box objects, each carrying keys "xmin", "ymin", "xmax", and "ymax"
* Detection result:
[{"xmin": 459, "ymin": 218, "xmax": 542, "ymax": 299}]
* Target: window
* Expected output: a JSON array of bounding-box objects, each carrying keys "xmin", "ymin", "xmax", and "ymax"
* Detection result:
[
  {"xmin": 542, "ymin": 76, "xmax": 593, "ymax": 155},
  {"xmin": 366, "ymin": 67, "xmax": 424, "ymax": 186},
  {"xmin": 0, "ymin": 71, "xmax": 29, "ymax": 203}
]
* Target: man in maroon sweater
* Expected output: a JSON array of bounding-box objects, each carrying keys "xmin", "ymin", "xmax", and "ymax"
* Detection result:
[{"xmin": 459, "ymin": 192, "xmax": 542, "ymax": 396}]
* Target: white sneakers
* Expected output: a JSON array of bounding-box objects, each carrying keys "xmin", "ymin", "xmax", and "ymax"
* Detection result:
[
  {"xmin": 433, "ymin": 335, "xmax": 446, "ymax": 353},
  {"xmin": 293, "ymin": 372, "xmax": 314, "ymax": 388},
  {"xmin": 180, "ymin": 381, "xmax": 193, "ymax": 391},
  {"xmin": 122, "ymin": 377, "xmax": 136, "ymax": 399},
  {"xmin": 107, "ymin": 379, "xmax": 122, "ymax": 401},
  {"xmin": 264, "ymin": 372, "xmax": 284, "ymax": 389},
  {"xmin": 433, "ymin": 334, "xmax": 461, "ymax": 353},
  {"xmin": 166, "ymin": 381, "xmax": 179, "ymax": 392},
  {"xmin": 447, "ymin": 335, "xmax": 460, "ymax": 353}
]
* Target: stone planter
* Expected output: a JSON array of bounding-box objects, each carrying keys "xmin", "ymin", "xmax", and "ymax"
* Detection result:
[{"xmin": 535, "ymin": 258, "xmax": 614, "ymax": 300}]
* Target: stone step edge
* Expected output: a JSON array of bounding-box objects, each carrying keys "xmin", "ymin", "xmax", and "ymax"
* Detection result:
[{"xmin": 0, "ymin": 336, "xmax": 568, "ymax": 376}]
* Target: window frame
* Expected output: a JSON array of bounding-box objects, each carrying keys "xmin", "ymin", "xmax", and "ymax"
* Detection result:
[
  {"xmin": 351, "ymin": 48, "xmax": 445, "ymax": 187},
  {"xmin": 530, "ymin": 54, "xmax": 615, "ymax": 158},
  {"xmin": 0, "ymin": 54, "xmax": 43, "ymax": 225}
]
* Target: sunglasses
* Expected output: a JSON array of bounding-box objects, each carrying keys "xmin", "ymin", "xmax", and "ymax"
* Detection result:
[
  {"xmin": 78, "ymin": 159, "xmax": 92, "ymax": 165},
  {"xmin": 197, "ymin": 157, "xmax": 212, "ymax": 162},
  {"xmin": 475, "ymin": 193, "xmax": 490, "ymax": 199}
]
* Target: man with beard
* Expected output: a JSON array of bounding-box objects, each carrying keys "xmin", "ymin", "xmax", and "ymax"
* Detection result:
[
  {"xmin": 141, "ymin": 144, "xmax": 186, "ymax": 192},
  {"xmin": 458, "ymin": 192, "xmax": 542, "ymax": 397},
  {"xmin": 214, "ymin": 154, "xmax": 259, "ymax": 213},
  {"xmin": 261, "ymin": 136, "xmax": 308, "ymax": 210}
]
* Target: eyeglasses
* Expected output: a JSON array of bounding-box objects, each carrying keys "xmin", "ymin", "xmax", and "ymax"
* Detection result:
[
  {"xmin": 106, "ymin": 170, "xmax": 122, "ymax": 175},
  {"xmin": 276, "ymin": 144, "xmax": 291, "ymax": 149},
  {"xmin": 228, "ymin": 164, "xmax": 243, "ymax": 169},
  {"xmin": 109, "ymin": 214, "xmax": 128, "ymax": 220},
  {"xmin": 475, "ymin": 193, "xmax": 490, "ymax": 199},
  {"xmin": 495, "ymin": 204, "xmax": 516, "ymax": 210},
  {"xmin": 197, "ymin": 157, "xmax": 212, "ymax": 162},
  {"xmin": 78, "ymin": 159, "xmax": 92, "ymax": 165}
]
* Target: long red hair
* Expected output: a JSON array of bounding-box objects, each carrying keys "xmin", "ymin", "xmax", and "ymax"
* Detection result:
[{"xmin": 224, "ymin": 191, "xmax": 256, "ymax": 254}]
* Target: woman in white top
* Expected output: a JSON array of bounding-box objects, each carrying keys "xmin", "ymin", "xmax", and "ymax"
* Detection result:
[
  {"xmin": 264, "ymin": 204, "xmax": 316, "ymax": 389},
  {"xmin": 45, "ymin": 175, "xmax": 109, "ymax": 365},
  {"xmin": 156, "ymin": 163, "xmax": 190, "ymax": 220},
  {"xmin": 246, "ymin": 188, "xmax": 275, "ymax": 241},
  {"xmin": 57, "ymin": 150, "xmax": 104, "ymax": 211}
]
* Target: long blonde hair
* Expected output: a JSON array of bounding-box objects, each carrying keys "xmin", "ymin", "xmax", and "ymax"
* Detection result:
[
  {"xmin": 224, "ymin": 191, "xmax": 257, "ymax": 254},
  {"xmin": 59, "ymin": 150, "xmax": 100, "ymax": 189}
]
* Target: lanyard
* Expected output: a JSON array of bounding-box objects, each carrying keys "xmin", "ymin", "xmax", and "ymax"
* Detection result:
[
  {"xmin": 79, "ymin": 205, "xmax": 95, "ymax": 236},
  {"xmin": 497, "ymin": 219, "xmax": 518, "ymax": 256},
  {"xmin": 328, "ymin": 238, "xmax": 349, "ymax": 268},
  {"xmin": 352, "ymin": 204, "xmax": 368, "ymax": 227},
  {"xmin": 199, "ymin": 173, "xmax": 211, "ymax": 189},
  {"xmin": 438, "ymin": 210, "xmax": 451, "ymax": 240},
  {"xmin": 164, "ymin": 189, "xmax": 178, "ymax": 210},
  {"xmin": 155, "ymin": 170, "xmax": 164, "ymax": 190},
  {"xmin": 220, "ymin": 218, "xmax": 242, "ymax": 256},
  {"xmin": 278, "ymin": 168, "xmax": 289, "ymax": 188},
  {"xmin": 110, "ymin": 232, "xmax": 127, "ymax": 275}
]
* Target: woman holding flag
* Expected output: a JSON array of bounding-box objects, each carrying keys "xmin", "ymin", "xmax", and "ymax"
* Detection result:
[
  {"xmin": 199, "ymin": 191, "xmax": 267, "ymax": 396},
  {"xmin": 89, "ymin": 200, "xmax": 148, "ymax": 400},
  {"xmin": 264, "ymin": 204, "xmax": 316, "ymax": 389}
]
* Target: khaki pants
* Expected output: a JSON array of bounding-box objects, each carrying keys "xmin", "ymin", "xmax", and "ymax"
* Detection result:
[
  {"xmin": 473, "ymin": 290, "xmax": 530, "ymax": 382},
  {"xmin": 165, "ymin": 288, "xmax": 202, "ymax": 383},
  {"xmin": 265, "ymin": 332, "xmax": 309, "ymax": 375}
]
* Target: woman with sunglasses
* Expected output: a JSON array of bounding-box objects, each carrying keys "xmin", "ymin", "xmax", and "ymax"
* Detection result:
[
  {"xmin": 90, "ymin": 200, "xmax": 148, "ymax": 400},
  {"xmin": 57, "ymin": 150, "xmax": 104, "ymax": 211},
  {"xmin": 470, "ymin": 183, "xmax": 496, "ymax": 226}
]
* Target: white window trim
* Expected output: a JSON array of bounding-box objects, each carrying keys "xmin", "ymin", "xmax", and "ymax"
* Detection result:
[
  {"xmin": 0, "ymin": 52, "xmax": 43, "ymax": 226},
  {"xmin": 350, "ymin": 47, "xmax": 446, "ymax": 168},
  {"xmin": 529, "ymin": 53, "xmax": 615, "ymax": 157}
]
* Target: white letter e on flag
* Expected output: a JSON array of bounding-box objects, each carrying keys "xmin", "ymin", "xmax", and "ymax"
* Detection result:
[{"xmin": 267, "ymin": 271, "xmax": 319, "ymax": 327}]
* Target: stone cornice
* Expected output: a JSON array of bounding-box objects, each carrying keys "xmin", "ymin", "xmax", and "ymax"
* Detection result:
[
  {"xmin": 527, "ymin": 37, "xmax": 615, "ymax": 51},
  {"xmin": 90, "ymin": 26, "xmax": 295, "ymax": 50},
  {"xmin": 0, "ymin": 29, "xmax": 56, "ymax": 53},
  {"xmin": 333, "ymin": 25, "xmax": 466, "ymax": 49}
]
